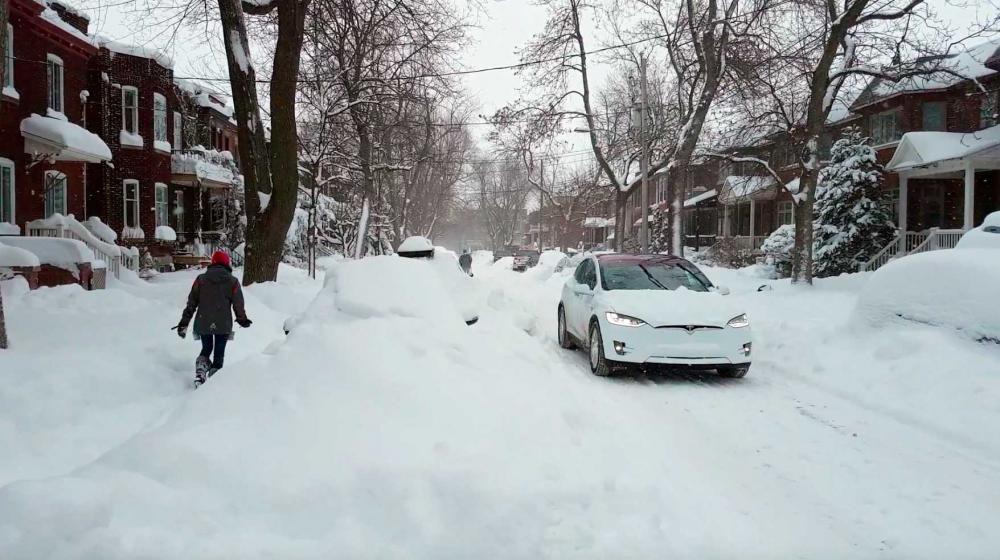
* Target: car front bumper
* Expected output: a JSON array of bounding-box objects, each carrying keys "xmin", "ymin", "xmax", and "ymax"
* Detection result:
[{"xmin": 598, "ymin": 317, "xmax": 752, "ymax": 367}]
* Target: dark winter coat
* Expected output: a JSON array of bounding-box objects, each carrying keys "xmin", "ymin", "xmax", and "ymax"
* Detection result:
[
  {"xmin": 459, "ymin": 253, "xmax": 472, "ymax": 270},
  {"xmin": 179, "ymin": 264, "xmax": 248, "ymax": 336}
]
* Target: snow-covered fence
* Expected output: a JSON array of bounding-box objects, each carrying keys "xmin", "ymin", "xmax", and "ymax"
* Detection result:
[
  {"xmin": 908, "ymin": 228, "xmax": 965, "ymax": 256},
  {"xmin": 26, "ymin": 214, "xmax": 139, "ymax": 279},
  {"xmin": 859, "ymin": 229, "xmax": 966, "ymax": 272}
]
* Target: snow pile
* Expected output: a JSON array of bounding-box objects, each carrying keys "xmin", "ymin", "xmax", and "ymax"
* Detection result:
[
  {"xmin": 155, "ymin": 225, "xmax": 177, "ymax": 242},
  {"xmin": 956, "ymin": 211, "xmax": 1000, "ymax": 250},
  {"xmin": 121, "ymin": 226, "xmax": 145, "ymax": 240},
  {"xmin": 0, "ymin": 237, "xmax": 95, "ymax": 269},
  {"xmin": 20, "ymin": 114, "xmax": 112, "ymax": 161},
  {"xmin": 154, "ymin": 140, "xmax": 172, "ymax": 153},
  {"xmin": 854, "ymin": 249, "xmax": 1000, "ymax": 342},
  {"xmin": 0, "ymin": 222, "xmax": 20, "ymax": 235},
  {"xmin": 0, "ymin": 242, "xmax": 41, "ymax": 267},
  {"xmin": 30, "ymin": 213, "xmax": 123, "ymax": 258},
  {"xmin": 83, "ymin": 216, "xmax": 117, "ymax": 243},
  {"xmin": 119, "ymin": 129, "xmax": 144, "ymax": 148}
]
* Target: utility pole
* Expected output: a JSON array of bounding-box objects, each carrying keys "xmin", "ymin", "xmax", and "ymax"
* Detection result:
[
  {"xmin": 638, "ymin": 54, "xmax": 650, "ymax": 254},
  {"xmin": 538, "ymin": 159, "xmax": 545, "ymax": 250}
]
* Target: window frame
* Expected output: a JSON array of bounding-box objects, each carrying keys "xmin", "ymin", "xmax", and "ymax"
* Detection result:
[
  {"xmin": 153, "ymin": 92, "xmax": 168, "ymax": 146},
  {"xmin": 121, "ymin": 86, "xmax": 139, "ymax": 135},
  {"xmin": 46, "ymin": 53, "xmax": 64, "ymax": 114},
  {"xmin": 4, "ymin": 23, "xmax": 13, "ymax": 92},
  {"xmin": 776, "ymin": 200, "xmax": 794, "ymax": 226},
  {"xmin": 981, "ymin": 91, "xmax": 999, "ymax": 129},
  {"xmin": 870, "ymin": 108, "xmax": 902, "ymax": 146},
  {"xmin": 921, "ymin": 101, "xmax": 947, "ymax": 131},
  {"xmin": 123, "ymin": 179, "xmax": 141, "ymax": 229},
  {"xmin": 173, "ymin": 111, "xmax": 182, "ymax": 149},
  {"xmin": 154, "ymin": 182, "xmax": 168, "ymax": 227},
  {"xmin": 0, "ymin": 157, "xmax": 14, "ymax": 224},
  {"xmin": 44, "ymin": 170, "xmax": 67, "ymax": 217}
]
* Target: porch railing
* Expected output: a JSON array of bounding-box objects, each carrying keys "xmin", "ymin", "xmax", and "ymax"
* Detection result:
[
  {"xmin": 908, "ymin": 228, "xmax": 965, "ymax": 255},
  {"xmin": 859, "ymin": 228, "xmax": 964, "ymax": 272},
  {"xmin": 26, "ymin": 214, "xmax": 139, "ymax": 279},
  {"xmin": 731, "ymin": 235, "xmax": 768, "ymax": 252}
]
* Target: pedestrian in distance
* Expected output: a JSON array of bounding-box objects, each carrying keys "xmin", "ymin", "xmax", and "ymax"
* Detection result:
[
  {"xmin": 459, "ymin": 249, "xmax": 473, "ymax": 276},
  {"xmin": 174, "ymin": 251, "xmax": 252, "ymax": 387}
]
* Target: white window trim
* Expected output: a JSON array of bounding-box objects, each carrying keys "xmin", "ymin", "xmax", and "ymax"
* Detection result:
[
  {"xmin": 121, "ymin": 86, "xmax": 139, "ymax": 134},
  {"xmin": 153, "ymin": 92, "xmax": 167, "ymax": 145},
  {"xmin": 173, "ymin": 111, "xmax": 182, "ymax": 149},
  {"xmin": 3, "ymin": 23, "xmax": 15, "ymax": 99},
  {"xmin": 154, "ymin": 182, "xmax": 168, "ymax": 227},
  {"xmin": 44, "ymin": 170, "xmax": 67, "ymax": 217},
  {"xmin": 46, "ymin": 53, "xmax": 64, "ymax": 114},
  {"xmin": 123, "ymin": 179, "xmax": 140, "ymax": 229},
  {"xmin": 0, "ymin": 157, "xmax": 14, "ymax": 224}
]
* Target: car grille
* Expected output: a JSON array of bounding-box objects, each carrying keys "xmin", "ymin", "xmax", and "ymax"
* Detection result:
[{"xmin": 655, "ymin": 325, "xmax": 723, "ymax": 331}]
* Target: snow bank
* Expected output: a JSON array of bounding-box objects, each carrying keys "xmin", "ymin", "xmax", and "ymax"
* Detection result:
[
  {"xmin": 854, "ymin": 249, "xmax": 1000, "ymax": 342},
  {"xmin": 0, "ymin": 222, "xmax": 20, "ymax": 235},
  {"xmin": 0, "ymin": 237, "xmax": 94, "ymax": 269},
  {"xmin": 0, "ymin": 242, "xmax": 41, "ymax": 267},
  {"xmin": 83, "ymin": 216, "xmax": 117, "ymax": 243}
]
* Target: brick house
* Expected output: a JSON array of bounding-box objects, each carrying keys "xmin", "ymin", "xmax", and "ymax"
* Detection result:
[{"xmin": 0, "ymin": 0, "xmax": 111, "ymax": 233}]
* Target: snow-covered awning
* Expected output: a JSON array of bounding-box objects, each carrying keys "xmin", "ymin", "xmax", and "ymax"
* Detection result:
[
  {"xmin": 683, "ymin": 188, "xmax": 718, "ymax": 208},
  {"xmin": 21, "ymin": 114, "xmax": 112, "ymax": 163},
  {"xmin": 887, "ymin": 124, "xmax": 1000, "ymax": 174},
  {"xmin": 582, "ymin": 217, "xmax": 612, "ymax": 228},
  {"xmin": 171, "ymin": 148, "xmax": 238, "ymax": 188},
  {"xmin": 718, "ymin": 175, "xmax": 777, "ymax": 203}
]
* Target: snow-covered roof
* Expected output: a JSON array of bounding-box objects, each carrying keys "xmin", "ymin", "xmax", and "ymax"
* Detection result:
[
  {"xmin": 94, "ymin": 36, "xmax": 173, "ymax": 69},
  {"xmin": 886, "ymin": 124, "xmax": 1000, "ymax": 172},
  {"xmin": 38, "ymin": 7, "xmax": 94, "ymax": 46},
  {"xmin": 683, "ymin": 188, "xmax": 718, "ymax": 208},
  {"xmin": 582, "ymin": 217, "xmax": 612, "ymax": 228},
  {"xmin": 21, "ymin": 114, "xmax": 112, "ymax": 162},
  {"xmin": 854, "ymin": 38, "xmax": 1000, "ymax": 109},
  {"xmin": 719, "ymin": 176, "xmax": 776, "ymax": 202}
]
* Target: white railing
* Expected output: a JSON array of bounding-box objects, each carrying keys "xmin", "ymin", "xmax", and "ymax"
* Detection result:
[
  {"xmin": 908, "ymin": 228, "xmax": 965, "ymax": 255},
  {"xmin": 26, "ymin": 214, "xmax": 139, "ymax": 279},
  {"xmin": 860, "ymin": 228, "xmax": 965, "ymax": 272},
  {"xmin": 732, "ymin": 235, "xmax": 768, "ymax": 252}
]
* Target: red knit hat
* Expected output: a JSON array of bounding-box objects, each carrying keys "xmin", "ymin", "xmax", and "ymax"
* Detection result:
[{"xmin": 211, "ymin": 251, "xmax": 231, "ymax": 267}]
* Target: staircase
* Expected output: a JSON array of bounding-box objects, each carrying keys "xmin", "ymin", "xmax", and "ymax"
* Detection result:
[
  {"xmin": 859, "ymin": 228, "xmax": 966, "ymax": 272},
  {"xmin": 25, "ymin": 214, "xmax": 140, "ymax": 279}
]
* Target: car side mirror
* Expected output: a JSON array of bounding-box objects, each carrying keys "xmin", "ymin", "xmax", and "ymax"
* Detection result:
[{"xmin": 714, "ymin": 285, "xmax": 730, "ymax": 296}]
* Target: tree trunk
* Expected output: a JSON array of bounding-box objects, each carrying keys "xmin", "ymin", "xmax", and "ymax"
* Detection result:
[
  {"xmin": 218, "ymin": 0, "xmax": 307, "ymax": 285},
  {"xmin": 0, "ymin": 0, "xmax": 8, "ymax": 350}
]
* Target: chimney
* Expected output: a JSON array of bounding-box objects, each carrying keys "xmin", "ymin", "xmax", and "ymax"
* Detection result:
[{"xmin": 49, "ymin": 2, "xmax": 90, "ymax": 35}]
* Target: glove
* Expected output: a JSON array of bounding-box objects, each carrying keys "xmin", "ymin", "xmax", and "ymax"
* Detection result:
[
  {"xmin": 236, "ymin": 318, "xmax": 253, "ymax": 328},
  {"xmin": 174, "ymin": 325, "xmax": 187, "ymax": 339}
]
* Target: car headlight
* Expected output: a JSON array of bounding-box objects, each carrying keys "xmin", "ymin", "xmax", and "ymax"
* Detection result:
[
  {"xmin": 606, "ymin": 312, "xmax": 646, "ymax": 327},
  {"xmin": 727, "ymin": 313, "xmax": 749, "ymax": 328}
]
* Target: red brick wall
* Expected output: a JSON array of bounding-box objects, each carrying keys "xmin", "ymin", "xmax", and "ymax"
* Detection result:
[
  {"xmin": 0, "ymin": 0, "xmax": 96, "ymax": 231},
  {"xmin": 86, "ymin": 48, "xmax": 176, "ymax": 244}
]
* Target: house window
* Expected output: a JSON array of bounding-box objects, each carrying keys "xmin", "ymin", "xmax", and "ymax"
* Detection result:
[
  {"xmin": 981, "ymin": 91, "xmax": 999, "ymax": 129},
  {"xmin": 153, "ymin": 93, "xmax": 168, "ymax": 147},
  {"xmin": 4, "ymin": 24, "xmax": 13, "ymax": 92},
  {"xmin": 46, "ymin": 54, "xmax": 63, "ymax": 114},
  {"xmin": 44, "ymin": 171, "xmax": 67, "ymax": 217},
  {"xmin": 123, "ymin": 180, "xmax": 140, "ymax": 229},
  {"xmin": 870, "ymin": 109, "xmax": 902, "ymax": 145},
  {"xmin": 921, "ymin": 101, "xmax": 947, "ymax": 131},
  {"xmin": 884, "ymin": 187, "xmax": 899, "ymax": 225},
  {"xmin": 154, "ymin": 183, "xmax": 168, "ymax": 227},
  {"xmin": 122, "ymin": 87, "xmax": 139, "ymax": 134},
  {"xmin": 173, "ymin": 189, "xmax": 185, "ymax": 230},
  {"xmin": 173, "ymin": 111, "xmax": 182, "ymax": 149},
  {"xmin": 776, "ymin": 200, "xmax": 794, "ymax": 226},
  {"xmin": 0, "ymin": 158, "xmax": 13, "ymax": 224}
]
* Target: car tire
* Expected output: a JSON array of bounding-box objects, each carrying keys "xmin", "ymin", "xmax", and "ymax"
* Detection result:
[
  {"xmin": 558, "ymin": 305, "xmax": 574, "ymax": 349},
  {"xmin": 589, "ymin": 321, "xmax": 614, "ymax": 377},
  {"xmin": 718, "ymin": 365, "xmax": 750, "ymax": 378}
]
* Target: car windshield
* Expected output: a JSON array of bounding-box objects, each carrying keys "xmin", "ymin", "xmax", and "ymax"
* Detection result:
[{"xmin": 600, "ymin": 261, "xmax": 711, "ymax": 292}]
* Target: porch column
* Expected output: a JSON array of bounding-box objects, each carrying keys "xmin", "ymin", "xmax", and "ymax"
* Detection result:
[
  {"xmin": 898, "ymin": 174, "xmax": 908, "ymax": 252},
  {"xmin": 964, "ymin": 160, "xmax": 975, "ymax": 230},
  {"xmin": 749, "ymin": 199, "xmax": 756, "ymax": 238}
]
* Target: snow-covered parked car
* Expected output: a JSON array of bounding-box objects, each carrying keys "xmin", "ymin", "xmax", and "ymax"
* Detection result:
[
  {"xmin": 558, "ymin": 253, "xmax": 751, "ymax": 377},
  {"xmin": 955, "ymin": 211, "xmax": 1000, "ymax": 250},
  {"xmin": 397, "ymin": 236, "xmax": 480, "ymax": 325},
  {"xmin": 854, "ymin": 248, "xmax": 1000, "ymax": 343}
]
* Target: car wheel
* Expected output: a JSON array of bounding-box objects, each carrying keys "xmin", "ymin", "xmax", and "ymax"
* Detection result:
[
  {"xmin": 589, "ymin": 322, "xmax": 614, "ymax": 377},
  {"xmin": 718, "ymin": 365, "xmax": 750, "ymax": 378},
  {"xmin": 558, "ymin": 305, "xmax": 574, "ymax": 349}
]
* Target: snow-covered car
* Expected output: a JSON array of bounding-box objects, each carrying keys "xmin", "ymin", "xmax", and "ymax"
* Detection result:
[
  {"xmin": 558, "ymin": 254, "xmax": 751, "ymax": 377},
  {"xmin": 854, "ymin": 248, "xmax": 1000, "ymax": 343},
  {"xmin": 955, "ymin": 211, "xmax": 1000, "ymax": 250},
  {"xmin": 397, "ymin": 236, "xmax": 480, "ymax": 325},
  {"xmin": 512, "ymin": 249, "xmax": 540, "ymax": 272}
]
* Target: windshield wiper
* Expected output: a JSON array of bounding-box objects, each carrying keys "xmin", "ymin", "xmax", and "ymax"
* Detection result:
[{"xmin": 637, "ymin": 264, "xmax": 670, "ymax": 290}]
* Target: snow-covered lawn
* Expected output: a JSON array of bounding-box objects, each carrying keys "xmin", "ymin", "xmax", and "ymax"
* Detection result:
[{"xmin": 1, "ymin": 256, "xmax": 999, "ymax": 558}]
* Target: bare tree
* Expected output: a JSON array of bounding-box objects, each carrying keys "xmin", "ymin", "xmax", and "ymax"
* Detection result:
[{"xmin": 474, "ymin": 160, "xmax": 529, "ymax": 251}]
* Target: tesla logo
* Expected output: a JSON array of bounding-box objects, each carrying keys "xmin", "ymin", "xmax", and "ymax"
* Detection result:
[{"xmin": 684, "ymin": 325, "xmax": 697, "ymax": 334}]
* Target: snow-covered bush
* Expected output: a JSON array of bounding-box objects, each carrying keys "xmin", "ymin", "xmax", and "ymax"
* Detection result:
[
  {"xmin": 760, "ymin": 224, "xmax": 795, "ymax": 277},
  {"xmin": 813, "ymin": 127, "xmax": 896, "ymax": 277}
]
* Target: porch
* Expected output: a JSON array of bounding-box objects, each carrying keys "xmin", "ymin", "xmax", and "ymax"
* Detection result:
[
  {"xmin": 709, "ymin": 176, "xmax": 795, "ymax": 257},
  {"xmin": 861, "ymin": 126, "xmax": 1000, "ymax": 271}
]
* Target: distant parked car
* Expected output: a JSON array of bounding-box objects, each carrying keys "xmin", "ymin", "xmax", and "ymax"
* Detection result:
[
  {"xmin": 955, "ymin": 211, "xmax": 1000, "ymax": 250},
  {"xmin": 558, "ymin": 253, "xmax": 751, "ymax": 378},
  {"xmin": 513, "ymin": 249, "xmax": 540, "ymax": 272}
]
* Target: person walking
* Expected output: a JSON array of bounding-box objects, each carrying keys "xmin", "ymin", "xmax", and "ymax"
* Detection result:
[
  {"xmin": 459, "ymin": 249, "xmax": 473, "ymax": 275},
  {"xmin": 175, "ymin": 251, "xmax": 252, "ymax": 386}
]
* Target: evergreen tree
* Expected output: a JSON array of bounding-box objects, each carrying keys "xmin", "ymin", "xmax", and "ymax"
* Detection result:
[{"xmin": 813, "ymin": 127, "xmax": 896, "ymax": 276}]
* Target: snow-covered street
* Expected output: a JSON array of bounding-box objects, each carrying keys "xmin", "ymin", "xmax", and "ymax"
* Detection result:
[{"xmin": 1, "ymin": 257, "xmax": 1000, "ymax": 559}]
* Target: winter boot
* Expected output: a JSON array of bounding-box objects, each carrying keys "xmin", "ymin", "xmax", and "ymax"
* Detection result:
[{"xmin": 195, "ymin": 356, "xmax": 210, "ymax": 386}]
